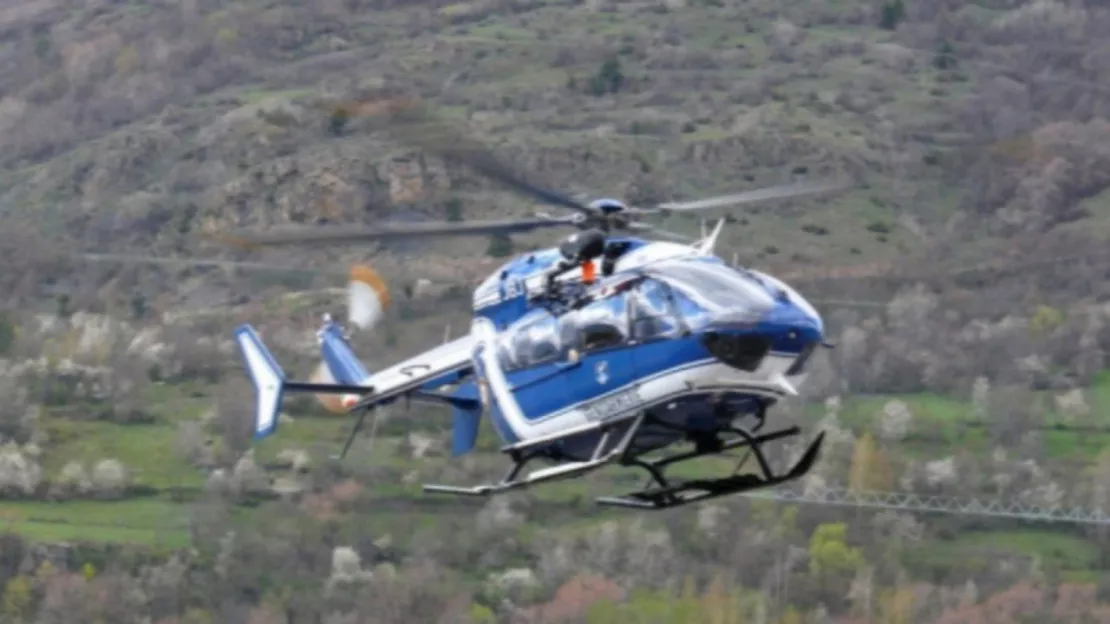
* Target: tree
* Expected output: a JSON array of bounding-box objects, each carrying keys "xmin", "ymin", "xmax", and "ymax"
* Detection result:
[
  {"xmin": 589, "ymin": 56, "xmax": 624, "ymax": 96},
  {"xmin": 2, "ymin": 575, "xmax": 32, "ymax": 622},
  {"xmin": 328, "ymin": 107, "xmax": 350, "ymax": 136},
  {"xmin": 444, "ymin": 197, "xmax": 464, "ymax": 222},
  {"xmin": 880, "ymin": 0, "xmax": 905, "ymax": 29},
  {"xmin": 487, "ymin": 233, "xmax": 513, "ymax": 258},
  {"xmin": 0, "ymin": 312, "xmax": 14, "ymax": 356},
  {"xmin": 877, "ymin": 585, "xmax": 917, "ymax": 624},
  {"xmin": 808, "ymin": 523, "xmax": 864, "ymax": 578},
  {"xmin": 848, "ymin": 432, "xmax": 894, "ymax": 493},
  {"xmin": 934, "ymin": 40, "xmax": 957, "ymax": 70}
]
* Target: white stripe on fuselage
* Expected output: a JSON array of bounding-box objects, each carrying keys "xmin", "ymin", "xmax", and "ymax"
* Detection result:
[{"xmin": 470, "ymin": 317, "xmax": 806, "ymax": 441}]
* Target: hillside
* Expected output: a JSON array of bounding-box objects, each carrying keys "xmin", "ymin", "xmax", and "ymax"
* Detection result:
[
  {"xmin": 3, "ymin": 0, "xmax": 1107, "ymax": 290},
  {"xmin": 3, "ymin": 0, "xmax": 1110, "ymax": 622}
]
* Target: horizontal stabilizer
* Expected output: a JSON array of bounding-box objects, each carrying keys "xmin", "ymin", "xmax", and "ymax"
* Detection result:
[{"xmin": 234, "ymin": 325, "xmax": 287, "ymax": 440}]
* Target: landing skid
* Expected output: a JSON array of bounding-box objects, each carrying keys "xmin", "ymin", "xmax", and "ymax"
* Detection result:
[
  {"xmin": 595, "ymin": 428, "xmax": 824, "ymax": 510},
  {"xmin": 422, "ymin": 409, "xmax": 825, "ymax": 510}
]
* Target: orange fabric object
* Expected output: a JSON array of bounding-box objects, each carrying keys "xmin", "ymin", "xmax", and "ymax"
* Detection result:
[{"xmin": 581, "ymin": 260, "xmax": 596, "ymax": 284}]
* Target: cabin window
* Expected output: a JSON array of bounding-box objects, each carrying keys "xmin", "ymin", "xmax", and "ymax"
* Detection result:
[
  {"xmin": 630, "ymin": 279, "xmax": 680, "ymax": 340},
  {"xmin": 650, "ymin": 261, "xmax": 774, "ymax": 326},
  {"xmin": 500, "ymin": 311, "xmax": 561, "ymax": 371},
  {"xmin": 667, "ymin": 287, "xmax": 713, "ymax": 330},
  {"xmin": 574, "ymin": 292, "xmax": 629, "ymax": 352}
]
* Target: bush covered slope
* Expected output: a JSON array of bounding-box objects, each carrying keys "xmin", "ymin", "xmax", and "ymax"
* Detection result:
[{"xmin": 3, "ymin": 0, "xmax": 1110, "ymax": 622}]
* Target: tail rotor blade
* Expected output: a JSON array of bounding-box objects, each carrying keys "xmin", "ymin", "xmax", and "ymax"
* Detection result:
[{"xmin": 347, "ymin": 264, "xmax": 390, "ymax": 331}]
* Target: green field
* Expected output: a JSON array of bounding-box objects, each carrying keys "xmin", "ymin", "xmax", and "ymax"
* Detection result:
[{"xmin": 5, "ymin": 367, "xmax": 1110, "ymax": 583}]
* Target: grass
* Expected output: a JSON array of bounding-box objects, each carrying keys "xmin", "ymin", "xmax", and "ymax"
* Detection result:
[
  {"xmin": 0, "ymin": 499, "xmax": 190, "ymax": 550},
  {"xmin": 907, "ymin": 528, "xmax": 1103, "ymax": 583},
  {"xmin": 22, "ymin": 366, "xmax": 1110, "ymax": 534}
]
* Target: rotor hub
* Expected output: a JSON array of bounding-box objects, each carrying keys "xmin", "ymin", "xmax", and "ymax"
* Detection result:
[{"xmin": 588, "ymin": 198, "xmax": 629, "ymax": 215}]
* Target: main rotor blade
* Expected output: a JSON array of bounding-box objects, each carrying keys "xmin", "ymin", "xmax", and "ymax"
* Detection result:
[
  {"xmin": 81, "ymin": 253, "xmax": 348, "ymax": 276},
  {"xmin": 650, "ymin": 179, "xmax": 849, "ymax": 213},
  {"xmin": 371, "ymin": 97, "xmax": 597, "ymax": 216},
  {"xmin": 208, "ymin": 216, "xmax": 580, "ymax": 249},
  {"xmin": 623, "ymin": 222, "xmax": 694, "ymax": 242}
]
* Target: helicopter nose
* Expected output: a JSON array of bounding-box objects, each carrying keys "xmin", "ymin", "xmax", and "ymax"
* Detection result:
[
  {"xmin": 762, "ymin": 299, "xmax": 823, "ymax": 348},
  {"xmin": 699, "ymin": 301, "xmax": 822, "ymax": 373}
]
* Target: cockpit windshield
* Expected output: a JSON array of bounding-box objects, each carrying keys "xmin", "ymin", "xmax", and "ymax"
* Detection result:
[{"xmin": 647, "ymin": 259, "xmax": 776, "ymax": 321}]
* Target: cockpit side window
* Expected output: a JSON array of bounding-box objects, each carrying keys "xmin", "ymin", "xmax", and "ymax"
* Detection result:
[
  {"xmin": 630, "ymin": 279, "xmax": 680, "ymax": 341},
  {"xmin": 573, "ymin": 292, "xmax": 629, "ymax": 352},
  {"xmin": 666, "ymin": 287, "xmax": 713, "ymax": 330},
  {"xmin": 499, "ymin": 311, "xmax": 561, "ymax": 371}
]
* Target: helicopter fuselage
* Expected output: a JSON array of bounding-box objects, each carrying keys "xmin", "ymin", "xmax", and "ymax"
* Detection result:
[{"xmin": 452, "ymin": 238, "xmax": 824, "ymax": 462}]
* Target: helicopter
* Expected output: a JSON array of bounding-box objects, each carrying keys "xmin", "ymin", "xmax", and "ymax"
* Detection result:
[{"xmin": 222, "ymin": 97, "xmax": 846, "ymax": 509}]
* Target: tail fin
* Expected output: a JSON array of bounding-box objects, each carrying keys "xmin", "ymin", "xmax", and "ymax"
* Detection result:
[
  {"xmin": 448, "ymin": 384, "xmax": 484, "ymax": 456},
  {"xmin": 318, "ymin": 323, "xmax": 370, "ymax": 385},
  {"xmin": 313, "ymin": 322, "xmax": 369, "ymax": 412},
  {"xmin": 234, "ymin": 325, "xmax": 287, "ymax": 440}
]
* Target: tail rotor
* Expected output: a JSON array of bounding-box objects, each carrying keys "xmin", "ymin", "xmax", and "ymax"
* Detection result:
[{"xmin": 310, "ymin": 263, "xmax": 391, "ymax": 414}]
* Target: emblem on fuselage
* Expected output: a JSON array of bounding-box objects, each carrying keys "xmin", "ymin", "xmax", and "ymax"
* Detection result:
[{"xmin": 595, "ymin": 360, "xmax": 609, "ymax": 385}]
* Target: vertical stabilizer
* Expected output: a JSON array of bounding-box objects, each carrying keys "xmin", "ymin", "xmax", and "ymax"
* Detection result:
[
  {"xmin": 234, "ymin": 325, "xmax": 287, "ymax": 440},
  {"xmin": 448, "ymin": 385, "xmax": 484, "ymax": 456},
  {"xmin": 318, "ymin": 323, "xmax": 371, "ymax": 387}
]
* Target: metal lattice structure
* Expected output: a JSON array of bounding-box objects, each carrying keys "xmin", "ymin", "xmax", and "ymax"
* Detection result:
[{"xmin": 741, "ymin": 485, "xmax": 1110, "ymax": 526}]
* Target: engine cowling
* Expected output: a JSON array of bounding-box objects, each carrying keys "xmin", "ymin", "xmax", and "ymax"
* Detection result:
[{"xmin": 558, "ymin": 229, "xmax": 607, "ymax": 264}]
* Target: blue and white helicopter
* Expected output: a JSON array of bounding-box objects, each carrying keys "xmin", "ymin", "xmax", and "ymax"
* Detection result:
[{"xmin": 220, "ymin": 100, "xmax": 845, "ymax": 509}]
